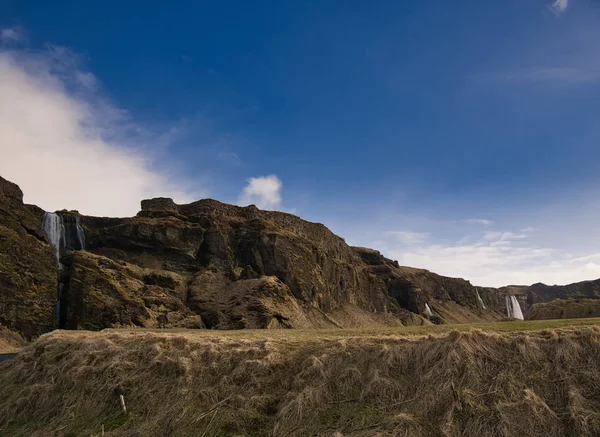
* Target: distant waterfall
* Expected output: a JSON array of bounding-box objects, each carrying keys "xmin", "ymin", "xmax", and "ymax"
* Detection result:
[
  {"xmin": 42, "ymin": 212, "xmax": 86, "ymax": 262},
  {"xmin": 42, "ymin": 212, "xmax": 86, "ymax": 323},
  {"xmin": 43, "ymin": 212, "xmax": 66, "ymax": 267},
  {"xmin": 425, "ymin": 303, "xmax": 434, "ymax": 318},
  {"xmin": 476, "ymin": 289, "xmax": 486, "ymax": 309},
  {"xmin": 75, "ymin": 216, "xmax": 86, "ymax": 250},
  {"xmin": 505, "ymin": 295, "xmax": 524, "ymax": 320}
]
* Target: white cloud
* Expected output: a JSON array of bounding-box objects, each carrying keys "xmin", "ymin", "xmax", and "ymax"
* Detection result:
[
  {"xmin": 387, "ymin": 231, "xmax": 430, "ymax": 245},
  {"xmin": 0, "ymin": 46, "xmax": 203, "ymax": 217},
  {"xmin": 378, "ymin": 228, "xmax": 600, "ymax": 287},
  {"xmin": 0, "ymin": 27, "xmax": 24, "ymax": 43},
  {"xmin": 549, "ymin": 0, "xmax": 569, "ymax": 15},
  {"xmin": 482, "ymin": 231, "xmax": 527, "ymax": 242},
  {"xmin": 74, "ymin": 70, "xmax": 97, "ymax": 90},
  {"xmin": 463, "ymin": 218, "xmax": 493, "ymax": 226},
  {"xmin": 239, "ymin": 175, "xmax": 282, "ymax": 210}
]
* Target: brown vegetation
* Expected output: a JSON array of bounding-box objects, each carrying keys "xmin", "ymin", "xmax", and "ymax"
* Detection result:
[
  {"xmin": 0, "ymin": 325, "xmax": 26, "ymax": 353},
  {"xmin": 3, "ymin": 323, "xmax": 600, "ymax": 436},
  {"xmin": 528, "ymin": 298, "xmax": 600, "ymax": 320}
]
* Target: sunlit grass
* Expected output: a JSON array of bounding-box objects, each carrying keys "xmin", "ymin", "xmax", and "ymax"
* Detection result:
[{"xmin": 95, "ymin": 316, "xmax": 600, "ymax": 342}]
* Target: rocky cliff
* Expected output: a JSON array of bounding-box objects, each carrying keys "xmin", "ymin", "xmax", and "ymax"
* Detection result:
[
  {"xmin": 527, "ymin": 298, "xmax": 600, "ymax": 320},
  {"xmin": 0, "ymin": 177, "xmax": 56, "ymax": 338},
  {"xmin": 3, "ymin": 174, "xmax": 592, "ymax": 337}
]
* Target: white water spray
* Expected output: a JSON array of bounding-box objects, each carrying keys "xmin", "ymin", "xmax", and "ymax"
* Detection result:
[
  {"xmin": 505, "ymin": 295, "xmax": 524, "ymax": 320},
  {"xmin": 425, "ymin": 303, "xmax": 434, "ymax": 318},
  {"xmin": 475, "ymin": 289, "xmax": 486, "ymax": 309},
  {"xmin": 43, "ymin": 212, "xmax": 66, "ymax": 267},
  {"xmin": 42, "ymin": 212, "xmax": 86, "ymax": 322},
  {"xmin": 75, "ymin": 216, "xmax": 85, "ymax": 250}
]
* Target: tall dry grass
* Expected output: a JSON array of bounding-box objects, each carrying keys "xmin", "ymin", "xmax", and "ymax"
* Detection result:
[
  {"xmin": 2, "ymin": 327, "xmax": 600, "ymax": 436},
  {"xmin": 0, "ymin": 326, "xmax": 26, "ymax": 353}
]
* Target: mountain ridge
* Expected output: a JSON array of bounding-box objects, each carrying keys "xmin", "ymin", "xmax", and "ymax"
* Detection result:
[{"xmin": 1, "ymin": 175, "xmax": 596, "ymax": 337}]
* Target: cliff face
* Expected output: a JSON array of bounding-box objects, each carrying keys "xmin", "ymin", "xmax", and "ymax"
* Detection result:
[
  {"xmin": 0, "ymin": 175, "xmax": 529, "ymax": 336},
  {"xmin": 524, "ymin": 280, "xmax": 600, "ymax": 305},
  {"xmin": 0, "ymin": 177, "xmax": 57, "ymax": 338},
  {"xmin": 76, "ymin": 198, "xmax": 428, "ymax": 330},
  {"xmin": 527, "ymin": 298, "xmax": 600, "ymax": 320}
]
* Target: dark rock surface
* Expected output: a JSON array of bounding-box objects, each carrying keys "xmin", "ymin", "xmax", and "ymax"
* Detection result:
[
  {"xmin": 0, "ymin": 177, "xmax": 57, "ymax": 338},
  {"xmin": 527, "ymin": 298, "xmax": 600, "ymax": 320},
  {"xmin": 4, "ymin": 174, "xmax": 600, "ymax": 336}
]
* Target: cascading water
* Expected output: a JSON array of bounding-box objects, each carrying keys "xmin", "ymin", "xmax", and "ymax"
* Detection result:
[
  {"xmin": 425, "ymin": 303, "xmax": 434, "ymax": 318},
  {"xmin": 475, "ymin": 289, "xmax": 486, "ymax": 309},
  {"xmin": 75, "ymin": 216, "xmax": 85, "ymax": 250},
  {"xmin": 43, "ymin": 212, "xmax": 66, "ymax": 267},
  {"xmin": 42, "ymin": 212, "xmax": 86, "ymax": 324},
  {"xmin": 505, "ymin": 295, "xmax": 524, "ymax": 320}
]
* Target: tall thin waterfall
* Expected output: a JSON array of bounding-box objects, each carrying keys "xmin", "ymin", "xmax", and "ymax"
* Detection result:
[
  {"xmin": 476, "ymin": 289, "xmax": 486, "ymax": 309},
  {"xmin": 505, "ymin": 295, "xmax": 524, "ymax": 320},
  {"xmin": 42, "ymin": 212, "xmax": 86, "ymax": 323},
  {"xmin": 43, "ymin": 212, "xmax": 66, "ymax": 267},
  {"xmin": 42, "ymin": 212, "xmax": 86, "ymax": 261},
  {"xmin": 425, "ymin": 303, "xmax": 434, "ymax": 318},
  {"xmin": 75, "ymin": 216, "xmax": 86, "ymax": 250}
]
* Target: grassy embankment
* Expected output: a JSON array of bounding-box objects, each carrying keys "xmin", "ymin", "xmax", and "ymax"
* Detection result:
[{"xmin": 2, "ymin": 318, "xmax": 600, "ymax": 436}]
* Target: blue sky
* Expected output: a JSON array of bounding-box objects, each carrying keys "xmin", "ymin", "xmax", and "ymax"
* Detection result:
[{"xmin": 1, "ymin": 0, "xmax": 600, "ymax": 286}]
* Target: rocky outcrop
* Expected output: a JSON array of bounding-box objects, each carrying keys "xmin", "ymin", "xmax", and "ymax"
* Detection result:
[
  {"xmin": 527, "ymin": 298, "xmax": 600, "ymax": 320},
  {"xmin": 496, "ymin": 280, "xmax": 600, "ymax": 318},
  {"xmin": 77, "ymin": 198, "xmax": 429, "ymax": 329},
  {"xmin": 0, "ymin": 177, "xmax": 57, "ymax": 338},
  {"xmin": 353, "ymin": 247, "xmax": 504, "ymax": 323},
  {"xmin": 3, "ymin": 174, "xmax": 565, "ymax": 336},
  {"xmin": 524, "ymin": 280, "xmax": 600, "ymax": 305}
]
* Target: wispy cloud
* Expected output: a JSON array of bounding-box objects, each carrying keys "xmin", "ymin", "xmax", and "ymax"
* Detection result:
[
  {"xmin": 381, "ymin": 230, "xmax": 600, "ymax": 286},
  {"xmin": 474, "ymin": 67, "xmax": 600, "ymax": 86},
  {"xmin": 387, "ymin": 231, "xmax": 430, "ymax": 245},
  {"xmin": 362, "ymin": 222, "xmax": 600, "ymax": 287},
  {"xmin": 548, "ymin": 0, "xmax": 569, "ymax": 16},
  {"xmin": 0, "ymin": 27, "xmax": 24, "ymax": 44},
  {"xmin": 217, "ymin": 151, "xmax": 243, "ymax": 166},
  {"xmin": 239, "ymin": 175, "xmax": 283, "ymax": 210},
  {"xmin": 503, "ymin": 67, "xmax": 599, "ymax": 84},
  {"xmin": 0, "ymin": 44, "xmax": 204, "ymax": 216},
  {"xmin": 463, "ymin": 218, "xmax": 493, "ymax": 226},
  {"xmin": 482, "ymin": 231, "xmax": 527, "ymax": 242}
]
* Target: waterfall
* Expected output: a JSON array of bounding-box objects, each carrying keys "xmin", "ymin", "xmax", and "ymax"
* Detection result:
[
  {"xmin": 425, "ymin": 303, "xmax": 434, "ymax": 318},
  {"xmin": 42, "ymin": 212, "xmax": 86, "ymax": 262},
  {"xmin": 75, "ymin": 216, "xmax": 86, "ymax": 250},
  {"xmin": 505, "ymin": 295, "xmax": 524, "ymax": 320},
  {"xmin": 43, "ymin": 212, "xmax": 66, "ymax": 267},
  {"xmin": 42, "ymin": 211, "xmax": 86, "ymax": 324},
  {"xmin": 475, "ymin": 289, "xmax": 486, "ymax": 309}
]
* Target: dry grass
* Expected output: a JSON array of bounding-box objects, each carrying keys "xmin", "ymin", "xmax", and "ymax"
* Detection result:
[
  {"xmin": 0, "ymin": 326, "xmax": 27, "ymax": 353},
  {"xmin": 2, "ymin": 319, "xmax": 600, "ymax": 436}
]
